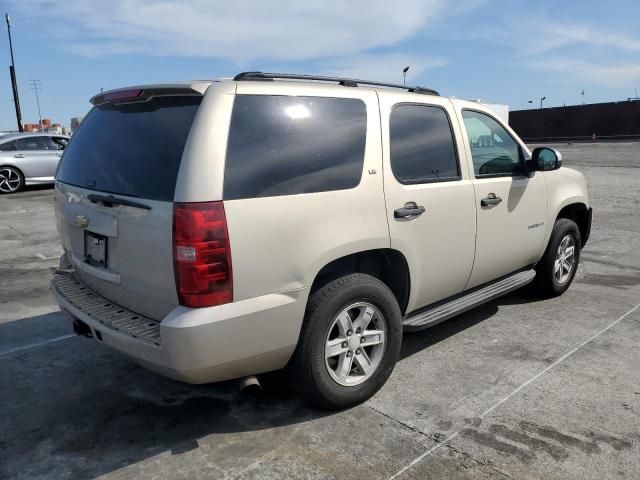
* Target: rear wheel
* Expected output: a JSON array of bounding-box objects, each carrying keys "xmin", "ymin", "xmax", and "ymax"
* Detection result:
[
  {"xmin": 0, "ymin": 166, "xmax": 24, "ymax": 194},
  {"xmin": 535, "ymin": 218, "xmax": 581, "ymax": 297},
  {"xmin": 288, "ymin": 273, "xmax": 402, "ymax": 410}
]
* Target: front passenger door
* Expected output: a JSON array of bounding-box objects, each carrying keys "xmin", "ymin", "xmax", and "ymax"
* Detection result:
[{"xmin": 459, "ymin": 109, "xmax": 547, "ymax": 289}]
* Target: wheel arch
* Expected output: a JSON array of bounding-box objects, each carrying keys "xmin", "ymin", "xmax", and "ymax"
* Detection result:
[
  {"xmin": 0, "ymin": 163, "xmax": 24, "ymax": 175},
  {"xmin": 309, "ymin": 249, "xmax": 411, "ymax": 314},
  {"xmin": 555, "ymin": 202, "xmax": 590, "ymax": 247}
]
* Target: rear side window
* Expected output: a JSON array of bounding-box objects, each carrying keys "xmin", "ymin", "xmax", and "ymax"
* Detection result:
[
  {"xmin": 16, "ymin": 136, "xmax": 50, "ymax": 151},
  {"xmin": 224, "ymin": 95, "xmax": 367, "ymax": 200},
  {"xmin": 56, "ymin": 96, "xmax": 201, "ymax": 201},
  {"xmin": 390, "ymin": 104, "xmax": 460, "ymax": 184},
  {"xmin": 0, "ymin": 140, "xmax": 15, "ymax": 151}
]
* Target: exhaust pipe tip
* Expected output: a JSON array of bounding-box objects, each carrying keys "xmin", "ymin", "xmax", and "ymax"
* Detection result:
[
  {"xmin": 72, "ymin": 319, "xmax": 93, "ymax": 338},
  {"xmin": 238, "ymin": 375, "xmax": 262, "ymax": 395}
]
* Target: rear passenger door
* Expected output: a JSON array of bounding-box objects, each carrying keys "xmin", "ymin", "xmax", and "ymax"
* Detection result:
[
  {"xmin": 380, "ymin": 95, "xmax": 477, "ymax": 312},
  {"xmin": 15, "ymin": 136, "xmax": 59, "ymax": 179}
]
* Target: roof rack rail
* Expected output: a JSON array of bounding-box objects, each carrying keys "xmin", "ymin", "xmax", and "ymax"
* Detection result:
[{"xmin": 233, "ymin": 71, "xmax": 439, "ymax": 96}]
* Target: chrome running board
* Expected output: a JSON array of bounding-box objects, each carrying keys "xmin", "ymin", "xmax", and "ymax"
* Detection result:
[{"xmin": 403, "ymin": 269, "xmax": 536, "ymax": 331}]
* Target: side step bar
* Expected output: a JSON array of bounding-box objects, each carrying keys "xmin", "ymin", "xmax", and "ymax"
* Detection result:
[{"xmin": 403, "ymin": 269, "xmax": 536, "ymax": 331}]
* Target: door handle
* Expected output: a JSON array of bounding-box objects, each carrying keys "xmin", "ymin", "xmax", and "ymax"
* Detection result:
[
  {"xmin": 481, "ymin": 193, "xmax": 502, "ymax": 207},
  {"xmin": 14, "ymin": 154, "xmax": 25, "ymax": 158},
  {"xmin": 394, "ymin": 202, "xmax": 426, "ymax": 218}
]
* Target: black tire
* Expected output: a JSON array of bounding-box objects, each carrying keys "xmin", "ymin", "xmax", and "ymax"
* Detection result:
[
  {"xmin": 288, "ymin": 273, "xmax": 403, "ymax": 410},
  {"xmin": 535, "ymin": 218, "xmax": 581, "ymax": 297},
  {"xmin": 0, "ymin": 166, "xmax": 24, "ymax": 194}
]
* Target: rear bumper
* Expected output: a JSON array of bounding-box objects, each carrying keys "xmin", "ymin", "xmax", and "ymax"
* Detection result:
[{"xmin": 51, "ymin": 271, "xmax": 308, "ymax": 383}]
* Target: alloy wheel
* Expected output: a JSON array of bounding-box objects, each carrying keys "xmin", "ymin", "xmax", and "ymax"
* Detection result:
[
  {"xmin": 324, "ymin": 302, "xmax": 386, "ymax": 386},
  {"xmin": 554, "ymin": 234, "xmax": 576, "ymax": 285},
  {"xmin": 0, "ymin": 167, "xmax": 22, "ymax": 193}
]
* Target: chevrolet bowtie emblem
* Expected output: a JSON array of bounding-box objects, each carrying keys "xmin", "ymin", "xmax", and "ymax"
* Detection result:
[{"xmin": 75, "ymin": 215, "xmax": 89, "ymax": 227}]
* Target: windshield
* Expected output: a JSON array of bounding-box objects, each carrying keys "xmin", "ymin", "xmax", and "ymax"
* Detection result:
[{"xmin": 56, "ymin": 96, "xmax": 201, "ymax": 201}]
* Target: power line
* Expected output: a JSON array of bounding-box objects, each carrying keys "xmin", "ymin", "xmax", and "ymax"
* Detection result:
[{"xmin": 29, "ymin": 79, "xmax": 43, "ymax": 131}]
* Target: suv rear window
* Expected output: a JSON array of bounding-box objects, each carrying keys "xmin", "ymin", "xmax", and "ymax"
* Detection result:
[
  {"xmin": 224, "ymin": 95, "xmax": 367, "ymax": 200},
  {"xmin": 56, "ymin": 96, "xmax": 201, "ymax": 201}
]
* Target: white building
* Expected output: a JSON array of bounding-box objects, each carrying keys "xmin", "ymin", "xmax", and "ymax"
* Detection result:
[{"xmin": 469, "ymin": 99, "xmax": 509, "ymax": 123}]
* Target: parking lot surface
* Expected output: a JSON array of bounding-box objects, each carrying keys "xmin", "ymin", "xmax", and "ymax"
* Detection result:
[{"xmin": 1, "ymin": 142, "xmax": 639, "ymax": 479}]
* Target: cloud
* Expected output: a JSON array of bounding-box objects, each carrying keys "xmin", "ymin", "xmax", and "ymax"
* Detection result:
[
  {"xmin": 523, "ymin": 22, "xmax": 640, "ymax": 55},
  {"xmin": 465, "ymin": 14, "xmax": 640, "ymax": 89},
  {"xmin": 9, "ymin": 0, "xmax": 451, "ymax": 61},
  {"xmin": 467, "ymin": 16, "xmax": 640, "ymax": 57},
  {"xmin": 528, "ymin": 58, "xmax": 640, "ymax": 88}
]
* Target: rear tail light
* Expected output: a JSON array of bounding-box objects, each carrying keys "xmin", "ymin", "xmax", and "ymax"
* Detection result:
[{"xmin": 173, "ymin": 202, "xmax": 232, "ymax": 308}]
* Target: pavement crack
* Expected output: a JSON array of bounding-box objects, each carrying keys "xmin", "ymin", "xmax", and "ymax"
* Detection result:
[
  {"xmin": 0, "ymin": 220, "xmax": 23, "ymax": 236},
  {"xmin": 366, "ymin": 404, "xmax": 431, "ymax": 439},
  {"xmin": 366, "ymin": 405, "xmax": 512, "ymax": 478},
  {"xmin": 368, "ymin": 404, "xmax": 523, "ymax": 479},
  {"xmin": 443, "ymin": 443, "xmax": 514, "ymax": 479}
]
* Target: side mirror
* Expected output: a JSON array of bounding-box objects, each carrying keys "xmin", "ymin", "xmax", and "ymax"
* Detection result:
[{"xmin": 531, "ymin": 147, "xmax": 562, "ymax": 171}]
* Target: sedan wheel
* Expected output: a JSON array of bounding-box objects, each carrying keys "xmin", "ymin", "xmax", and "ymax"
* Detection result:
[{"xmin": 0, "ymin": 167, "xmax": 23, "ymax": 193}]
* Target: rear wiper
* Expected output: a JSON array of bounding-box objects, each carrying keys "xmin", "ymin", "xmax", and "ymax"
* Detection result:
[{"xmin": 87, "ymin": 193, "xmax": 151, "ymax": 210}]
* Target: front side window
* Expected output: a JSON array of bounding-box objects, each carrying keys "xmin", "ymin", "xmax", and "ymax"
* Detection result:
[
  {"xmin": 390, "ymin": 104, "xmax": 459, "ymax": 184},
  {"xmin": 224, "ymin": 95, "xmax": 367, "ymax": 200},
  {"xmin": 462, "ymin": 110, "xmax": 524, "ymax": 177},
  {"xmin": 49, "ymin": 137, "xmax": 67, "ymax": 150}
]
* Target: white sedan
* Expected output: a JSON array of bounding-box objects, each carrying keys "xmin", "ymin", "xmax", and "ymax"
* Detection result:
[{"xmin": 0, "ymin": 133, "xmax": 69, "ymax": 194}]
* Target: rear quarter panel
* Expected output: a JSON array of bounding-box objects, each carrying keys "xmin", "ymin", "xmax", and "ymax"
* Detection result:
[
  {"xmin": 205, "ymin": 82, "xmax": 389, "ymax": 302},
  {"xmin": 174, "ymin": 82, "xmax": 236, "ymax": 203}
]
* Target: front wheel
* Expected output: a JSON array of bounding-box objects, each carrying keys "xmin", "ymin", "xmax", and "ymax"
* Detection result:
[
  {"xmin": 288, "ymin": 273, "xmax": 403, "ymax": 410},
  {"xmin": 535, "ymin": 218, "xmax": 581, "ymax": 297}
]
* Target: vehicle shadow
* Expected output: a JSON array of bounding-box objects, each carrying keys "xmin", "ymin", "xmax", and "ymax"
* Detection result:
[
  {"xmin": 20, "ymin": 183, "xmax": 54, "ymax": 193},
  {"xmin": 0, "ymin": 287, "xmax": 543, "ymax": 479},
  {"xmin": 1, "ymin": 311, "xmax": 328, "ymax": 479},
  {"xmin": 399, "ymin": 286, "xmax": 544, "ymax": 361}
]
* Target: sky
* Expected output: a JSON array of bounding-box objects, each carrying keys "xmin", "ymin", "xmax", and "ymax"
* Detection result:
[{"xmin": 1, "ymin": 0, "xmax": 639, "ymax": 130}]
